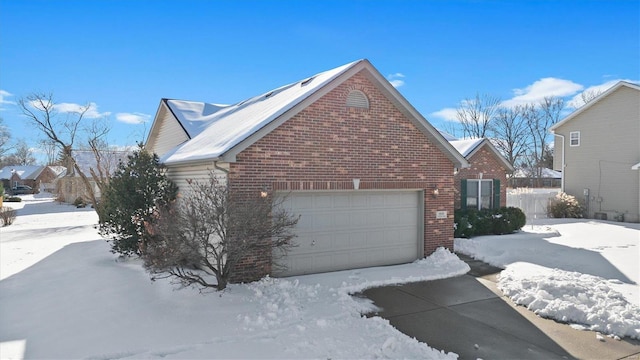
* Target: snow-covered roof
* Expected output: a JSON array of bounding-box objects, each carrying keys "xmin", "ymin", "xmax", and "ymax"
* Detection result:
[
  {"xmin": 448, "ymin": 138, "xmax": 485, "ymax": 157},
  {"xmin": 160, "ymin": 61, "xmax": 360, "ymax": 164},
  {"xmin": 0, "ymin": 165, "xmax": 45, "ymax": 180},
  {"xmin": 513, "ymin": 167, "xmax": 562, "ymax": 178},
  {"xmin": 632, "ymin": 162, "xmax": 640, "ymax": 170},
  {"xmin": 48, "ymin": 165, "xmax": 68, "ymax": 177},
  {"xmin": 447, "ymin": 137, "xmax": 514, "ymax": 172},
  {"xmin": 72, "ymin": 150, "xmax": 130, "ymax": 177},
  {"xmin": 550, "ymin": 81, "xmax": 640, "ymax": 132},
  {"xmin": 437, "ymin": 130, "xmax": 458, "ymax": 141}
]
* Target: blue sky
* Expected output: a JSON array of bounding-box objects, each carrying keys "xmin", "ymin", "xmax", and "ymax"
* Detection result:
[{"xmin": 1, "ymin": 0, "xmax": 638, "ymax": 161}]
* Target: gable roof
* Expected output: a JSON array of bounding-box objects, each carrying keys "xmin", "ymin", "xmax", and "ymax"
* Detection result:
[
  {"xmin": 449, "ymin": 137, "xmax": 515, "ymax": 172},
  {"xmin": 0, "ymin": 165, "xmax": 45, "ymax": 180},
  {"xmin": 149, "ymin": 60, "xmax": 468, "ymax": 168},
  {"xmin": 550, "ymin": 81, "xmax": 640, "ymax": 132}
]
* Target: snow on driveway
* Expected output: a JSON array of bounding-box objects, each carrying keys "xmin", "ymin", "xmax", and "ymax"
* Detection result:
[
  {"xmin": 455, "ymin": 219, "xmax": 640, "ymax": 340},
  {"xmin": 1, "ymin": 194, "xmax": 467, "ymax": 359}
]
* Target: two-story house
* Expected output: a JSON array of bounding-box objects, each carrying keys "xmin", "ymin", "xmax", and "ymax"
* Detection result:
[{"xmin": 550, "ymin": 81, "xmax": 640, "ymax": 222}]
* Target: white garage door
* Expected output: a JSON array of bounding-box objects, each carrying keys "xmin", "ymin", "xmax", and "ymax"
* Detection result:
[{"xmin": 274, "ymin": 191, "xmax": 423, "ymax": 276}]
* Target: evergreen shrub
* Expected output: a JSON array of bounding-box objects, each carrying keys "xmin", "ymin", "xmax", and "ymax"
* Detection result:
[
  {"xmin": 455, "ymin": 207, "xmax": 526, "ymax": 238},
  {"xmin": 98, "ymin": 145, "xmax": 178, "ymax": 256}
]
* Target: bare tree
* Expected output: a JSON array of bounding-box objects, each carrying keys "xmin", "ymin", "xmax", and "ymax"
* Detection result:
[
  {"xmin": 490, "ymin": 106, "xmax": 529, "ymax": 167},
  {"xmin": 85, "ymin": 118, "xmax": 114, "ymax": 194},
  {"xmin": 456, "ymin": 93, "xmax": 501, "ymax": 138},
  {"xmin": 17, "ymin": 92, "xmax": 109, "ymax": 208},
  {"xmin": 10, "ymin": 139, "xmax": 37, "ymax": 165},
  {"xmin": 0, "ymin": 118, "xmax": 12, "ymax": 166},
  {"xmin": 580, "ymin": 89, "xmax": 603, "ymax": 105},
  {"xmin": 38, "ymin": 138, "xmax": 59, "ymax": 165},
  {"xmin": 521, "ymin": 96, "xmax": 564, "ymax": 184},
  {"xmin": 143, "ymin": 172, "xmax": 299, "ymax": 291}
]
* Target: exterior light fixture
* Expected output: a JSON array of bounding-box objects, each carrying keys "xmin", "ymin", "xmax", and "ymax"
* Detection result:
[{"xmin": 353, "ymin": 179, "xmax": 360, "ymax": 190}]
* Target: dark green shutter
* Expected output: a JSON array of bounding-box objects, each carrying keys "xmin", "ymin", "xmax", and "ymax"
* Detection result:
[
  {"xmin": 460, "ymin": 179, "xmax": 467, "ymax": 210},
  {"xmin": 493, "ymin": 179, "xmax": 501, "ymax": 209}
]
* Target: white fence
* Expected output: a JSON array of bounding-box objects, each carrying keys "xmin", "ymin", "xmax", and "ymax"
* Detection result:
[{"xmin": 506, "ymin": 188, "xmax": 560, "ymax": 222}]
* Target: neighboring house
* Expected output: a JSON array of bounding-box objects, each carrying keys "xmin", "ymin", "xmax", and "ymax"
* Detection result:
[
  {"xmin": 550, "ymin": 81, "xmax": 640, "ymax": 222},
  {"xmin": 447, "ymin": 137, "xmax": 514, "ymax": 210},
  {"xmin": 0, "ymin": 165, "xmax": 65, "ymax": 193},
  {"xmin": 146, "ymin": 59, "xmax": 469, "ymax": 281},
  {"xmin": 57, "ymin": 150, "xmax": 129, "ymax": 203},
  {"xmin": 509, "ymin": 167, "xmax": 561, "ymax": 188}
]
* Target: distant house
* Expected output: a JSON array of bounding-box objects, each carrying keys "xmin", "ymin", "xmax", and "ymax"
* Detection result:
[
  {"xmin": 550, "ymin": 81, "xmax": 640, "ymax": 222},
  {"xmin": 146, "ymin": 59, "xmax": 469, "ymax": 281},
  {"xmin": 445, "ymin": 135, "xmax": 514, "ymax": 210},
  {"xmin": 0, "ymin": 165, "xmax": 66, "ymax": 193},
  {"xmin": 56, "ymin": 150, "xmax": 129, "ymax": 203},
  {"xmin": 509, "ymin": 167, "xmax": 561, "ymax": 188}
]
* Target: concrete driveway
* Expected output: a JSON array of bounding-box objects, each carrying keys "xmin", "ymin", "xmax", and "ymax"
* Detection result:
[{"xmin": 359, "ymin": 255, "xmax": 640, "ymax": 360}]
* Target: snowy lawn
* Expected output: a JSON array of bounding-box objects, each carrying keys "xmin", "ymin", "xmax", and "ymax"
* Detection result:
[
  {"xmin": 1, "ymin": 194, "xmax": 468, "ymax": 359},
  {"xmin": 455, "ymin": 218, "xmax": 640, "ymax": 340}
]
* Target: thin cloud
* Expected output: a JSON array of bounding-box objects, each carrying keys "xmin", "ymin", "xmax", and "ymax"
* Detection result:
[
  {"xmin": 430, "ymin": 107, "xmax": 458, "ymax": 122},
  {"xmin": 116, "ymin": 112, "xmax": 150, "ymax": 124},
  {"xmin": 387, "ymin": 73, "xmax": 406, "ymax": 88},
  {"xmin": 54, "ymin": 102, "xmax": 111, "ymax": 118},
  {"xmin": 0, "ymin": 90, "xmax": 15, "ymax": 110},
  {"xmin": 501, "ymin": 78, "xmax": 584, "ymax": 108}
]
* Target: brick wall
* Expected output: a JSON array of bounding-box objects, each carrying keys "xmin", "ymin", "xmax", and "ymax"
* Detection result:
[
  {"xmin": 228, "ymin": 71, "xmax": 456, "ymax": 282},
  {"xmin": 453, "ymin": 144, "xmax": 508, "ymax": 209}
]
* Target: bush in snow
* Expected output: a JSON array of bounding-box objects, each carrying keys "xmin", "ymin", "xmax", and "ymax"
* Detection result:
[
  {"xmin": 0, "ymin": 206, "xmax": 17, "ymax": 226},
  {"xmin": 98, "ymin": 145, "xmax": 178, "ymax": 256},
  {"xmin": 547, "ymin": 192, "xmax": 583, "ymax": 218},
  {"xmin": 142, "ymin": 172, "xmax": 299, "ymax": 291},
  {"xmin": 4, "ymin": 196, "xmax": 22, "ymax": 202},
  {"xmin": 454, "ymin": 207, "xmax": 526, "ymax": 238}
]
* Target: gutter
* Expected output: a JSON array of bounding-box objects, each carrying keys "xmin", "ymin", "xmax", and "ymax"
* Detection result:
[{"xmin": 553, "ymin": 133, "xmax": 566, "ymax": 192}]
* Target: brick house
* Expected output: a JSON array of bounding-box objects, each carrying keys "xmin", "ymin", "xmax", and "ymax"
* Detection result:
[
  {"xmin": 146, "ymin": 59, "xmax": 468, "ymax": 281},
  {"xmin": 448, "ymin": 138, "xmax": 514, "ymax": 210},
  {"xmin": 0, "ymin": 165, "xmax": 66, "ymax": 193}
]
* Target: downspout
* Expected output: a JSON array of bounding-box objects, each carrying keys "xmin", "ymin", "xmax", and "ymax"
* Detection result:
[{"xmin": 553, "ymin": 134, "xmax": 566, "ymax": 192}]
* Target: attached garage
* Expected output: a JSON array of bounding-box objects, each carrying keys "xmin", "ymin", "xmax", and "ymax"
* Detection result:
[
  {"xmin": 147, "ymin": 59, "xmax": 469, "ymax": 283},
  {"xmin": 274, "ymin": 190, "xmax": 424, "ymax": 276}
]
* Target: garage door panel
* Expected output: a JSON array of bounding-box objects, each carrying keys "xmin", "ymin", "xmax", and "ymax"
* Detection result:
[{"xmin": 274, "ymin": 191, "xmax": 422, "ymax": 276}]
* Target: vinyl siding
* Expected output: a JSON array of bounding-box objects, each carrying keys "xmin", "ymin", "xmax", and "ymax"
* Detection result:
[
  {"xmin": 147, "ymin": 107, "xmax": 189, "ymax": 158},
  {"xmin": 554, "ymin": 86, "xmax": 640, "ymax": 221},
  {"xmin": 166, "ymin": 162, "xmax": 229, "ymax": 199}
]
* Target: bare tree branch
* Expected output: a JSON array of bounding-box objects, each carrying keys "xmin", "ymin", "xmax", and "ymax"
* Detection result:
[{"xmin": 456, "ymin": 93, "xmax": 501, "ymax": 138}]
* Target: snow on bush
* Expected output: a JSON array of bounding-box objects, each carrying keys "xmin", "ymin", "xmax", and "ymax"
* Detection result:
[{"xmin": 499, "ymin": 263, "xmax": 640, "ymax": 339}]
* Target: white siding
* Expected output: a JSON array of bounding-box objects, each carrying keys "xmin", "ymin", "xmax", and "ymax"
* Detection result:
[
  {"xmin": 148, "ymin": 110, "xmax": 189, "ymax": 158},
  {"xmin": 166, "ymin": 162, "xmax": 229, "ymax": 199}
]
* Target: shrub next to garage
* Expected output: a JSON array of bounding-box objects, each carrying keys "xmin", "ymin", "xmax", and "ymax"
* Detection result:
[{"xmin": 454, "ymin": 207, "xmax": 526, "ymax": 238}]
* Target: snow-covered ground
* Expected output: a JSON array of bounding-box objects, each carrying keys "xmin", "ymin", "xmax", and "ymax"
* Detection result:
[
  {"xmin": 456, "ymin": 219, "xmax": 640, "ymax": 340},
  {"xmin": 3, "ymin": 194, "xmax": 638, "ymax": 359},
  {"xmin": 1, "ymin": 194, "xmax": 468, "ymax": 359}
]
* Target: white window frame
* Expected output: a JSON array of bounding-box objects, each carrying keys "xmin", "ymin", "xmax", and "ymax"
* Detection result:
[
  {"xmin": 466, "ymin": 179, "xmax": 494, "ymax": 210},
  {"xmin": 569, "ymin": 131, "xmax": 580, "ymax": 147}
]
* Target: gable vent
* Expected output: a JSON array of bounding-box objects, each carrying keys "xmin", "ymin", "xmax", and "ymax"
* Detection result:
[{"xmin": 346, "ymin": 90, "xmax": 369, "ymax": 109}]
